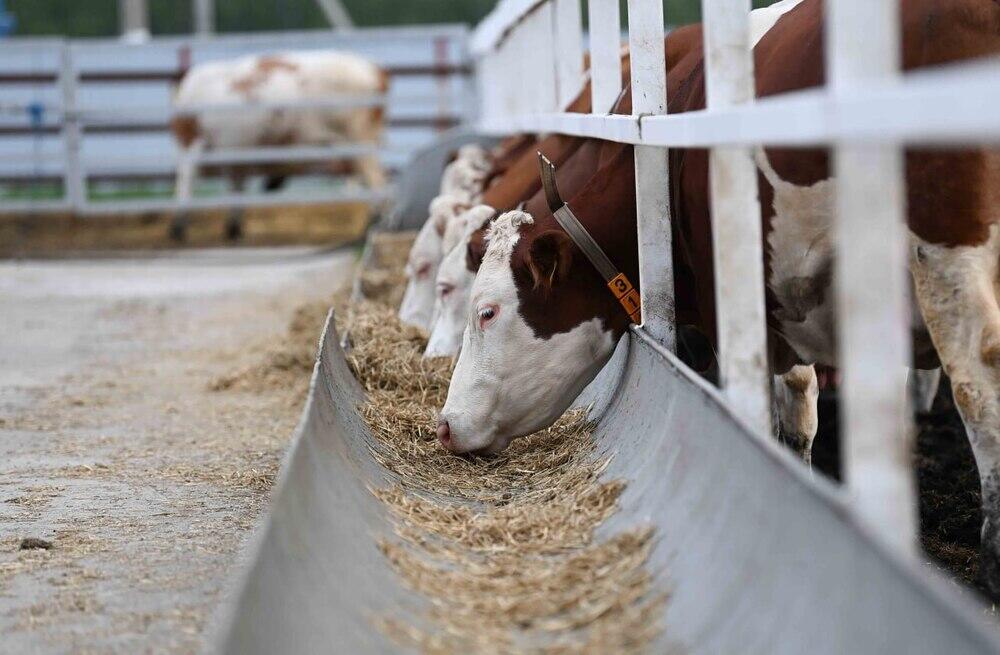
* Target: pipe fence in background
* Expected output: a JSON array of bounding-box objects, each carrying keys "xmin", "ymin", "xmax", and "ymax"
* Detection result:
[
  {"xmin": 0, "ymin": 25, "xmax": 474, "ymax": 215},
  {"xmin": 471, "ymin": 0, "xmax": 1000, "ymax": 554}
]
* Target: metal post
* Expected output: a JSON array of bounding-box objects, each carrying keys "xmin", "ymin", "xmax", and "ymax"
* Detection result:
[
  {"xmin": 59, "ymin": 45, "xmax": 85, "ymax": 212},
  {"xmin": 701, "ymin": 0, "xmax": 771, "ymax": 435},
  {"xmin": 827, "ymin": 0, "xmax": 916, "ymax": 553},
  {"xmin": 119, "ymin": 0, "xmax": 149, "ymax": 41},
  {"xmin": 553, "ymin": 0, "xmax": 584, "ymax": 109},
  {"xmin": 587, "ymin": 0, "xmax": 622, "ymax": 114},
  {"xmin": 627, "ymin": 0, "xmax": 675, "ymax": 350},
  {"xmin": 193, "ymin": 0, "xmax": 214, "ymax": 36},
  {"xmin": 314, "ymin": 0, "xmax": 354, "ymax": 30}
]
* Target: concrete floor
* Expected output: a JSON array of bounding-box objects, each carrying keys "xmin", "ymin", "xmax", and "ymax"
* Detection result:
[{"xmin": 0, "ymin": 247, "xmax": 354, "ymax": 653}]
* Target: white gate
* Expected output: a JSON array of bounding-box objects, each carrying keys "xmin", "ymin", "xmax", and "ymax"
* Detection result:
[
  {"xmin": 0, "ymin": 25, "xmax": 473, "ymax": 215},
  {"xmin": 470, "ymin": 0, "xmax": 1000, "ymax": 555}
]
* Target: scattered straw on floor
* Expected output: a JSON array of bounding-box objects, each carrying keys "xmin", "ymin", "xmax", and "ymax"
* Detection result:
[{"xmin": 340, "ymin": 283, "xmax": 664, "ymax": 653}]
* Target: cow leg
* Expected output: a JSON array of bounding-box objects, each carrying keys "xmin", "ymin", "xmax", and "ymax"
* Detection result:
[
  {"xmin": 263, "ymin": 175, "xmax": 287, "ymax": 192},
  {"xmin": 171, "ymin": 138, "xmax": 203, "ymax": 241},
  {"xmin": 907, "ymin": 367, "xmax": 941, "ymax": 413},
  {"xmin": 225, "ymin": 172, "xmax": 246, "ymax": 241},
  {"xmin": 909, "ymin": 225, "xmax": 1000, "ymax": 595},
  {"xmin": 772, "ymin": 364, "xmax": 819, "ymax": 465},
  {"xmin": 355, "ymin": 154, "xmax": 387, "ymax": 190}
]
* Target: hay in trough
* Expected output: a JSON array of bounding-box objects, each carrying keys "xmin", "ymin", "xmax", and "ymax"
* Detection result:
[{"xmin": 339, "ymin": 293, "xmax": 664, "ymax": 653}]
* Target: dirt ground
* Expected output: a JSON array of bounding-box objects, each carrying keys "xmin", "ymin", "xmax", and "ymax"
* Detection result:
[
  {"xmin": 0, "ymin": 247, "xmax": 355, "ymax": 653},
  {"xmin": 811, "ymin": 385, "xmax": 992, "ymax": 600}
]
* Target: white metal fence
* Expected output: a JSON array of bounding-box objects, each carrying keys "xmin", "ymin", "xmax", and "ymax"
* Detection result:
[
  {"xmin": 0, "ymin": 25, "xmax": 474, "ymax": 215},
  {"xmin": 471, "ymin": 0, "xmax": 1000, "ymax": 554}
]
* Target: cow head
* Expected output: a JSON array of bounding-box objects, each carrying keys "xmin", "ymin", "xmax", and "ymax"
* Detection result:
[
  {"xmin": 440, "ymin": 200, "xmax": 479, "ymax": 256},
  {"xmin": 436, "ymin": 210, "xmax": 630, "ymax": 454},
  {"xmin": 425, "ymin": 205, "xmax": 496, "ymax": 358},
  {"xmin": 398, "ymin": 194, "xmax": 468, "ymax": 330}
]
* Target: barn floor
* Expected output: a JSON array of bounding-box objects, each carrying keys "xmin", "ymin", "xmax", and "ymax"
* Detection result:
[{"xmin": 0, "ymin": 247, "xmax": 355, "ymax": 653}]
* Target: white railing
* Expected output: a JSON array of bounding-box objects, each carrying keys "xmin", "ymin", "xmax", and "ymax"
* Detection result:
[
  {"xmin": 0, "ymin": 25, "xmax": 473, "ymax": 214},
  {"xmin": 471, "ymin": 0, "xmax": 1000, "ymax": 554}
]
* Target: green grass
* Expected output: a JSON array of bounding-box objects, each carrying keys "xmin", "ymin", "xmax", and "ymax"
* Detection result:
[{"xmin": 0, "ymin": 181, "xmax": 223, "ymax": 203}]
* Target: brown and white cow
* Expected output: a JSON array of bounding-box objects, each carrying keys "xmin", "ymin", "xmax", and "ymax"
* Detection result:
[
  {"xmin": 397, "ymin": 144, "xmax": 500, "ymax": 331},
  {"xmin": 439, "ymin": 0, "xmax": 1000, "ymax": 590},
  {"xmin": 425, "ymin": 137, "xmax": 613, "ymax": 358},
  {"xmin": 399, "ymin": 118, "xmax": 595, "ymax": 331},
  {"xmin": 171, "ymin": 50, "xmax": 388, "ymax": 239}
]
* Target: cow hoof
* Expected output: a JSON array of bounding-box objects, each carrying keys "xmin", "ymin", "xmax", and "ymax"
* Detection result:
[
  {"xmin": 168, "ymin": 220, "xmax": 188, "ymax": 242},
  {"xmin": 225, "ymin": 218, "xmax": 243, "ymax": 241},
  {"xmin": 980, "ymin": 518, "xmax": 1000, "ymax": 599}
]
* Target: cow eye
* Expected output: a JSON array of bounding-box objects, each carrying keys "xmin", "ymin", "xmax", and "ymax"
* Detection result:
[
  {"xmin": 437, "ymin": 282, "xmax": 455, "ymax": 298},
  {"xmin": 415, "ymin": 262, "xmax": 431, "ymax": 278},
  {"xmin": 477, "ymin": 304, "xmax": 498, "ymax": 329}
]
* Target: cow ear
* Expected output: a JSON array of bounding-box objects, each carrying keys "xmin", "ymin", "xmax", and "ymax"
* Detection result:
[
  {"xmin": 527, "ymin": 230, "xmax": 574, "ymax": 291},
  {"xmin": 432, "ymin": 212, "xmax": 447, "ymax": 237},
  {"xmin": 466, "ymin": 228, "xmax": 488, "ymax": 272}
]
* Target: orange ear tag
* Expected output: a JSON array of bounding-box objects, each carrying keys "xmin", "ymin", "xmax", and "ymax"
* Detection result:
[{"xmin": 607, "ymin": 273, "xmax": 643, "ymax": 325}]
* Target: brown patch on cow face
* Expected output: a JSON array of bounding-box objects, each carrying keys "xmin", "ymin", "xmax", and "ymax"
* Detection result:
[
  {"xmin": 170, "ymin": 116, "xmax": 200, "ymax": 147},
  {"xmin": 231, "ymin": 56, "xmax": 299, "ymax": 96}
]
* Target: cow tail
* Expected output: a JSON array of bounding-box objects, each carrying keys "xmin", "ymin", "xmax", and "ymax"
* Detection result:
[
  {"xmin": 372, "ymin": 68, "xmax": 390, "ymax": 127},
  {"xmin": 753, "ymin": 146, "xmax": 785, "ymax": 189}
]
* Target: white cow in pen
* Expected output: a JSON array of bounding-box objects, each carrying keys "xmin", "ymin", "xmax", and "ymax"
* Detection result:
[
  {"xmin": 171, "ymin": 50, "xmax": 389, "ymax": 240},
  {"xmin": 398, "ymin": 145, "xmax": 492, "ymax": 330}
]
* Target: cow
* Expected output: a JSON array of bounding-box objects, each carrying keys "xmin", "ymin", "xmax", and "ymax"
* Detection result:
[
  {"xmin": 398, "ymin": 193, "xmax": 473, "ymax": 331},
  {"xmin": 398, "ymin": 55, "xmax": 635, "ymax": 332},
  {"xmin": 170, "ymin": 50, "xmax": 389, "ymax": 240},
  {"xmin": 425, "ymin": 205, "xmax": 497, "ymax": 357},
  {"xmin": 397, "ymin": 145, "xmax": 502, "ymax": 330},
  {"xmin": 424, "ymin": 137, "xmax": 612, "ymax": 358},
  {"xmin": 397, "ymin": 129, "xmax": 590, "ymax": 330},
  {"xmin": 437, "ymin": 0, "xmax": 1000, "ymax": 592}
]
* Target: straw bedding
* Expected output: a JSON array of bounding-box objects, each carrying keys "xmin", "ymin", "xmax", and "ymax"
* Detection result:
[{"xmin": 339, "ymin": 272, "xmax": 664, "ymax": 652}]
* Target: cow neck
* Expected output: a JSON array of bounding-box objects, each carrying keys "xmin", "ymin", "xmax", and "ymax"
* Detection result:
[
  {"xmin": 511, "ymin": 144, "xmax": 639, "ymax": 340},
  {"xmin": 539, "ymin": 152, "xmax": 642, "ymax": 324}
]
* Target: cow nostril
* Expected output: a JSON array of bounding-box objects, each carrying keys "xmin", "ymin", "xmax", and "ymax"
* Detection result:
[{"xmin": 436, "ymin": 419, "xmax": 452, "ymax": 449}]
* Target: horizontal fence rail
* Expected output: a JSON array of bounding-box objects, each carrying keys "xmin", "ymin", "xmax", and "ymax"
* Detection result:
[
  {"xmin": 0, "ymin": 25, "xmax": 474, "ymax": 215},
  {"xmin": 470, "ymin": 0, "xmax": 1000, "ymax": 564}
]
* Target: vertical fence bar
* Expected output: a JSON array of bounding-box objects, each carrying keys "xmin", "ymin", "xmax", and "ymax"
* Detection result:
[
  {"xmin": 827, "ymin": 0, "xmax": 916, "ymax": 553},
  {"xmin": 701, "ymin": 0, "xmax": 771, "ymax": 434},
  {"xmin": 521, "ymin": 4, "xmax": 559, "ymax": 114},
  {"xmin": 476, "ymin": 53, "xmax": 502, "ymax": 126},
  {"xmin": 193, "ymin": 0, "xmax": 214, "ymax": 37},
  {"xmin": 497, "ymin": 38, "xmax": 522, "ymax": 120},
  {"xmin": 59, "ymin": 45, "xmax": 85, "ymax": 213},
  {"xmin": 553, "ymin": 0, "xmax": 584, "ymax": 109},
  {"xmin": 507, "ymin": 19, "xmax": 529, "ymax": 116},
  {"xmin": 119, "ymin": 0, "xmax": 149, "ymax": 40},
  {"xmin": 587, "ymin": 0, "xmax": 622, "ymax": 114},
  {"xmin": 627, "ymin": 0, "xmax": 675, "ymax": 349}
]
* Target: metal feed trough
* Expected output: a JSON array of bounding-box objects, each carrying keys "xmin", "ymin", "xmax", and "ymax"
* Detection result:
[
  {"xmin": 214, "ymin": 1, "xmax": 1000, "ymax": 653},
  {"xmin": 0, "ymin": 25, "xmax": 474, "ymax": 215}
]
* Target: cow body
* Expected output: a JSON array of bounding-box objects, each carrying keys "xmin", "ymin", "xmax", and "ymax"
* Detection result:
[
  {"xmin": 441, "ymin": 0, "xmax": 1000, "ymax": 592},
  {"xmin": 171, "ymin": 50, "xmax": 388, "ymax": 238}
]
